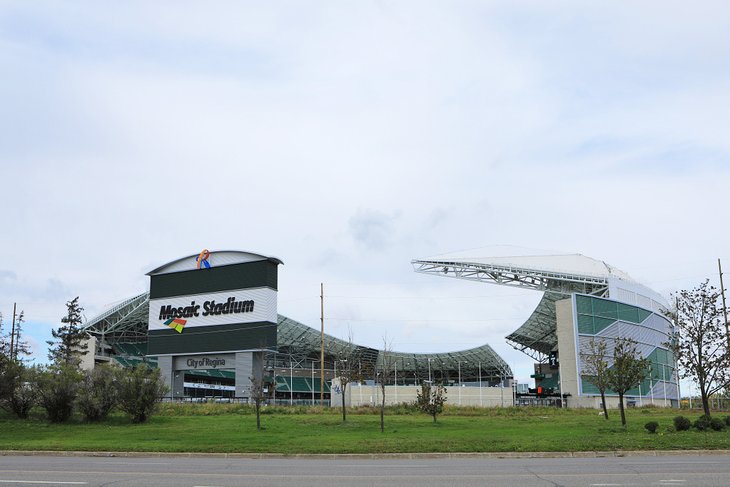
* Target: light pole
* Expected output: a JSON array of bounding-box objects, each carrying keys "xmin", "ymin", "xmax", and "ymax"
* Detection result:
[
  {"xmin": 662, "ymin": 363, "xmax": 668, "ymax": 408},
  {"xmin": 311, "ymin": 362, "xmax": 315, "ymax": 405},
  {"xmin": 458, "ymin": 361, "xmax": 462, "ymax": 406},
  {"xmin": 290, "ymin": 361, "xmax": 293, "ymax": 406},
  {"xmin": 394, "ymin": 361, "xmax": 398, "ymax": 403},
  {"xmin": 478, "ymin": 362, "xmax": 482, "ymax": 407}
]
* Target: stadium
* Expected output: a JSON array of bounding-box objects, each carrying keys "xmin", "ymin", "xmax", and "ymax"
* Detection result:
[
  {"xmin": 81, "ymin": 250, "xmax": 511, "ymax": 406},
  {"xmin": 82, "ymin": 249, "xmax": 677, "ymax": 408},
  {"xmin": 412, "ymin": 250, "xmax": 678, "ymax": 408}
]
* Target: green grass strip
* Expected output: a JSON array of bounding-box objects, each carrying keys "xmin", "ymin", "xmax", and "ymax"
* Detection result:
[{"xmin": 1, "ymin": 405, "xmax": 729, "ymax": 454}]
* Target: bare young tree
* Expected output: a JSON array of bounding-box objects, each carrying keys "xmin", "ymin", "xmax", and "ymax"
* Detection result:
[
  {"xmin": 606, "ymin": 337, "xmax": 650, "ymax": 428},
  {"xmin": 249, "ymin": 375, "xmax": 266, "ymax": 430},
  {"xmin": 581, "ymin": 338, "xmax": 611, "ymax": 420},
  {"xmin": 378, "ymin": 336, "xmax": 394, "ymax": 433},
  {"xmin": 335, "ymin": 328, "xmax": 360, "ymax": 422},
  {"xmin": 667, "ymin": 281, "xmax": 729, "ymax": 417}
]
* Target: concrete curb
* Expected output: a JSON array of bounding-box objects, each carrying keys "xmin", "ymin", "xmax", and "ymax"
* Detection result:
[{"xmin": 2, "ymin": 450, "xmax": 730, "ymax": 459}]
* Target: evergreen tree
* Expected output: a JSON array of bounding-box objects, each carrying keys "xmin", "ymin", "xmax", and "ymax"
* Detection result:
[
  {"xmin": 10, "ymin": 310, "xmax": 31, "ymax": 360},
  {"xmin": 0, "ymin": 312, "xmax": 8, "ymax": 358},
  {"xmin": 47, "ymin": 297, "xmax": 88, "ymax": 366}
]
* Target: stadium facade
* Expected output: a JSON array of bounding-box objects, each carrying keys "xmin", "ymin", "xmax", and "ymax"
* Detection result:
[
  {"xmin": 82, "ymin": 250, "xmax": 512, "ymax": 403},
  {"xmin": 412, "ymin": 251, "xmax": 678, "ymax": 408}
]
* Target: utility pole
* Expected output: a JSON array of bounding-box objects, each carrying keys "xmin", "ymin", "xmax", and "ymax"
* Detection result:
[
  {"xmin": 719, "ymin": 259, "xmax": 730, "ymax": 351},
  {"xmin": 9, "ymin": 303, "xmax": 16, "ymax": 361},
  {"xmin": 320, "ymin": 283, "xmax": 325, "ymax": 403}
]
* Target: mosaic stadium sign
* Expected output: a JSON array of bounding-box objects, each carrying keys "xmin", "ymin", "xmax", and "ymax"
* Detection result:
[
  {"xmin": 146, "ymin": 250, "xmax": 281, "ymax": 356},
  {"xmin": 148, "ymin": 288, "xmax": 276, "ymax": 332}
]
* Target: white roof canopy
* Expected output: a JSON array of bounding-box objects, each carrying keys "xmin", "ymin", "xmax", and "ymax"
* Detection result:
[{"xmin": 412, "ymin": 250, "xmax": 667, "ymax": 361}]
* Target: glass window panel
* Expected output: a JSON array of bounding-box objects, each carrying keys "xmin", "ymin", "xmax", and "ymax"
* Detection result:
[
  {"xmin": 577, "ymin": 314, "xmax": 595, "ymax": 334},
  {"xmin": 636, "ymin": 308, "xmax": 652, "ymax": 323},
  {"xmin": 593, "ymin": 316, "xmax": 616, "ymax": 334},
  {"xmin": 593, "ymin": 299, "xmax": 618, "ymax": 319},
  {"xmin": 617, "ymin": 303, "xmax": 640, "ymax": 323},
  {"xmin": 576, "ymin": 295, "xmax": 593, "ymax": 315}
]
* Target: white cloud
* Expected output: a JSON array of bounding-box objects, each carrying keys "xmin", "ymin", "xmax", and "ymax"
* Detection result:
[{"xmin": 1, "ymin": 2, "xmax": 729, "ymax": 383}]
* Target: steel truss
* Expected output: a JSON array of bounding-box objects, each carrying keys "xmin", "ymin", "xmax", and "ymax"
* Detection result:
[{"xmin": 412, "ymin": 258, "xmax": 612, "ymax": 362}]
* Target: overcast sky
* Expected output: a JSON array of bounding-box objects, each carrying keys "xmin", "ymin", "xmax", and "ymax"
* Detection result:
[{"xmin": 1, "ymin": 1, "xmax": 729, "ymax": 385}]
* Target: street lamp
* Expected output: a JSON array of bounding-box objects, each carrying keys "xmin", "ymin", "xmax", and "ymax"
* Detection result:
[
  {"xmin": 458, "ymin": 361, "xmax": 467, "ymax": 406},
  {"xmin": 478, "ymin": 362, "xmax": 482, "ymax": 407},
  {"xmin": 394, "ymin": 361, "xmax": 398, "ymax": 403},
  {"xmin": 290, "ymin": 361, "xmax": 293, "ymax": 406}
]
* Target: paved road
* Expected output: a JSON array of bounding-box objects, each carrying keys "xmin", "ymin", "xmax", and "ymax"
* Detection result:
[{"xmin": 0, "ymin": 454, "xmax": 729, "ymax": 486}]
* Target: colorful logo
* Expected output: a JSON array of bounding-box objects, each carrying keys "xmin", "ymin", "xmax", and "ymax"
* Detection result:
[
  {"xmin": 164, "ymin": 318, "xmax": 187, "ymax": 333},
  {"xmin": 196, "ymin": 249, "xmax": 211, "ymax": 269}
]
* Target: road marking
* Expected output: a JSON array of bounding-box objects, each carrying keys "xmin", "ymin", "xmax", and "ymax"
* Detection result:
[
  {"xmin": 659, "ymin": 482, "xmax": 686, "ymax": 484},
  {"xmin": 0, "ymin": 482, "xmax": 87, "ymax": 485}
]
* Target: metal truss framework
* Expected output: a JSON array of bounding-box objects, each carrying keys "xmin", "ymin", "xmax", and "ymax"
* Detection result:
[
  {"xmin": 82, "ymin": 293, "xmax": 150, "ymax": 353},
  {"xmin": 412, "ymin": 258, "xmax": 613, "ymax": 362},
  {"xmin": 412, "ymin": 260, "xmax": 611, "ymax": 297},
  {"xmin": 83, "ymin": 294, "xmax": 511, "ymax": 384}
]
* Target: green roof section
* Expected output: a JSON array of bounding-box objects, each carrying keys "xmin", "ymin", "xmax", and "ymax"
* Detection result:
[{"xmin": 275, "ymin": 376, "xmax": 331, "ymax": 393}]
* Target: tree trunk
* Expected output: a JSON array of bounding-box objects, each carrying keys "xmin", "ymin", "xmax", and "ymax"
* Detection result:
[
  {"xmin": 341, "ymin": 383, "xmax": 347, "ymax": 422},
  {"xmin": 380, "ymin": 385, "xmax": 385, "ymax": 433},
  {"xmin": 432, "ymin": 412, "xmax": 437, "ymax": 423},
  {"xmin": 255, "ymin": 402, "xmax": 261, "ymax": 430},
  {"xmin": 701, "ymin": 393, "xmax": 711, "ymax": 417},
  {"xmin": 618, "ymin": 392, "xmax": 626, "ymax": 427},
  {"xmin": 600, "ymin": 391, "xmax": 609, "ymax": 420}
]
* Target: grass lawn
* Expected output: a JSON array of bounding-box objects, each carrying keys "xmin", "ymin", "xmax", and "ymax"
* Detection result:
[{"xmin": 1, "ymin": 405, "xmax": 729, "ymax": 454}]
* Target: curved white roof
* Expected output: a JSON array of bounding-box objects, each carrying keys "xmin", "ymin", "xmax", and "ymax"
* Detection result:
[
  {"xmin": 419, "ymin": 251, "xmax": 635, "ymax": 283},
  {"xmin": 412, "ymin": 249, "xmax": 669, "ymax": 359},
  {"xmin": 147, "ymin": 250, "xmax": 283, "ymax": 276}
]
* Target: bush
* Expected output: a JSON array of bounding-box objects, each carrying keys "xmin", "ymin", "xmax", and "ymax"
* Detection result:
[
  {"xmin": 673, "ymin": 415, "xmax": 691, "ymax": 431},
  {"xmin": 77, "ymin": 365, "xmax": 118, "ymax": 422},
  {"xmin": 0, "ymin": 356, "xmax": 20, "ymax": 405},
  {"xmin": 724, "ymin": 416, "xmax": 730, "ymax": 427},
  {"xmin": 7, "ymin": 367, "xmax": 37, "ymax": 419},
  {"xmin": 710, "ymin": 417, "xmax": 726, "ymax": 431},
  {"xmin": 117, "ymin": 364, "xmax": 168, "ymax": 423},
  {"xmin": 416, "ymin": 382, "xmax": 447, "ymax": 423},
  {"xmin": 0, "ymin": 359, "xmax": 36, "ymax": 418},
  {"xmin": 644, "ymin": 421, "xmax": 659, "ymax": 434},
  {"xmin": 694, "ymin": 415, "xmax": 712, "ymax": 431},
  {"xmin": 34, "ymin": 365, "xmax": 82, "ymax": 423}
]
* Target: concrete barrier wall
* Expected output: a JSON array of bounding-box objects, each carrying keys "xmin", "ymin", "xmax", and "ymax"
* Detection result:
[{"xmin": 338, "ymin": 383, "xmax": 514, "ymax": 408}]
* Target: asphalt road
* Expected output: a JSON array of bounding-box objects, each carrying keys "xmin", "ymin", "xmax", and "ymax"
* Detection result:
[{"xmin": 0, "ymin": 454, "xmax": 729, "ymax": 487}]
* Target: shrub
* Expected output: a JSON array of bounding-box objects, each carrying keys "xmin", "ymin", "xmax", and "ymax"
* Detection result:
[
  {"xmin": 77, "ymin": 365, "xmax": 118, "ymax": 422},
  {"xmin": 0, "ymin": 356, "xmax": 20, "ymax": 405},
  {"xmin": 710, "ymin": 417, "xmax": 726, "ymax": 431},
  {"xmin": 416, "ymin": 382, "xmax": 447, "ymax": 423},
  {"xmin": 0, "ymin": 359, "xmax": 36, "ymax": 419},
  {"xmin": 33, "ymin": 365, "xmax": 82, "ymax": 423},
  {"xmin": 673, "ymin": 415, "xmax": 691, "ymax": 431},
  {"xmin": 117, "ymin": 364, "xmax": 168, "ymax": 423},
  {"xmin": 7, "ymin": 367, "xmax": 37, "ymax": 419},
  {"xmin": 644, "ymin": 421, "xmax": 659, "ymax": 434},
  {"xmin": 694, "ymin": 415, "xmax": 712, "ymax": 431},
  {"xmin": 724, "ymin": 416, "xmax": 730, "ymax": 427}
]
